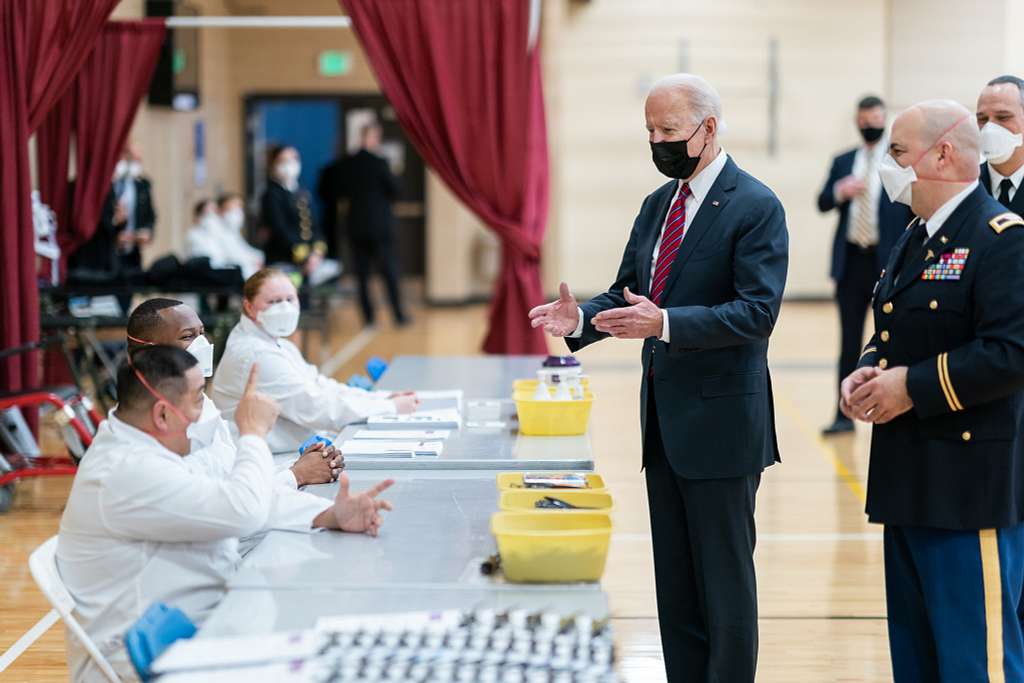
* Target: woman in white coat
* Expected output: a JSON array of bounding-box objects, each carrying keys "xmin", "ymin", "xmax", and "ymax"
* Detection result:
[{"xmin": 212, "ymin": 268, "xmax": 417, "ymax": 452}]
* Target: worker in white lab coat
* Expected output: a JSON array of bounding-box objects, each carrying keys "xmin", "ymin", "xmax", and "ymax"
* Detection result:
[
  {"xmin": 211, "ymin": 267, "xmax": 418, "ymax": 453},
  {"xmin": 187, "ymin": 196, "xmax": 264, "ymax": 279},
  {"xmin": 57, "ymin": 346, "xmax": 395, "ymax": 682},
  {"xmin": 126, "ymin": 296, "xmax": 340, "ymax": 489}
]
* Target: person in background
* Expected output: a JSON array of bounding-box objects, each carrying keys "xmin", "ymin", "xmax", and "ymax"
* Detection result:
[
  {"xmin": 212, "ymin": 268, "xmax": 419, "ymax": 453},
  {"xmin": 261, "ymin": 145, "xmax": 326, "ymax": 281},
  {"xmin": 977, "ymin": 75, "xmax": 1024, "ymax": 213},
  {"xmin": 321, "ymin": 124, "xmax": 408, "ymax": 326},
  {"xmin": 68, "ymin": 143, "xmax": 157, "ymax": 312},
  {"xmin": 188, "ymin": 194, "xmax": 265, "ymax": 279},
  {"xmin": 58, "ymin": 346, "xmax": 395, "ymax": 682},
  {"xmin": 818, "ymin": 96, "xmax": 913, "ymax": 435},
  {"xmin": 126, "ymin": 297, "xmax": 338, "ymax": 490}
]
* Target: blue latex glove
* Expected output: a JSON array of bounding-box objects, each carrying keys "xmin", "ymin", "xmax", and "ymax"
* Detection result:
[{"xmin": 297, "ymin": 433, "xmax": 333, "ymax": 457}]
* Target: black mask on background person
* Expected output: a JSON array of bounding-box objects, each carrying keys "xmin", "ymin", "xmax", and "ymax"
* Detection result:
[
  {"xmin": 859, "ymin": 126, "xmax": 884, "ymax": 143},
  {"xmin": 651, "ymin": 119, "xmax": 708, "ymax": 179}
]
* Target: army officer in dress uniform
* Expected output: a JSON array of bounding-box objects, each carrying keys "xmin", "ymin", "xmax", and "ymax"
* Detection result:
[{"xmin": 842, "ymin": 99, "xmax": 1024, "ymax": 682}]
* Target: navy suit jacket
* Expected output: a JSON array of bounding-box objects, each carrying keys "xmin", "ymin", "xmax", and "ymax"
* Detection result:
[
  {"xmin": 980, "ymin": 162, "xmax": 1024, "ymax": 214},
  {"xmin": 566, "ymin": 156, "xmax": 789, "ymax": 479},
  {"xmin": 817, "ymin": 148, "xmax": 913, "ymax": 281}
]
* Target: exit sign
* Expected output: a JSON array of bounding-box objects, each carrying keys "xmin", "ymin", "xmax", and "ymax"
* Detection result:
[{"xmin": 318, "ymin": 50, "xmax": 351, "ymax": 77}]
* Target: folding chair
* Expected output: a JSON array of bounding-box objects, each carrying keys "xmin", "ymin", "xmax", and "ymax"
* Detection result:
[{"xmin": 27, "ymin": 536, "xmax": 120, "ymax": 682}]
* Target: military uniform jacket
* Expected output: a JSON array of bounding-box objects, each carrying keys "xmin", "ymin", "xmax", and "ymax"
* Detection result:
[{"xmin": 858, "ymin": 184, "xmax": 1024, "ymax": 530}]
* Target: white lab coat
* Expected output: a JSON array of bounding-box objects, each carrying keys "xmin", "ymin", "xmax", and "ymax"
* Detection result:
[
  {"xmin": 190, "ymin": 395, "xmax": 333, "ymax": 554},
  {"xmin": 56, "ymin": 411, "xmax": 329, "ymax": 683},
  {"xmin": 187, "ymin": 216, "xmax": 264, "ymax": 279},
  {"xmin": 211, "ymin": 315, "xmax": 396, "ymax": 453},
  {"xmin": 57, "ymin": 413, "xmax": 271, "ymax": 682}
]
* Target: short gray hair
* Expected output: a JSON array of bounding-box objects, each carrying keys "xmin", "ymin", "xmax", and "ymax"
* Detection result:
[{"xmin": 649, "ymin": 73, "xmax": 724, "ymax": 128}]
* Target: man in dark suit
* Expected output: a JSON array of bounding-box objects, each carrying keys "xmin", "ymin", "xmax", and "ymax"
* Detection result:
[
  {"xmin": 323, "ymin": 124, "xmax": 407, "ymax": 326},
  {"xmin": 818, "ymin": 96, "xmax": 913, "ymax": 435},
  {"xmin": 529, "ymin": 73, "xmax": 789, "ymax": 683},
  {"xmin": 977, "ymin": 75, "xmax": 1024, "ymax": 212},
  {"xmin": 844, "ymin": 99, "xmax": 1024, "ymax": 681}
]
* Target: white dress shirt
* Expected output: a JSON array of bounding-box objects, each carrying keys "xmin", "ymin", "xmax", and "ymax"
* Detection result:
[
  {"xmin": 187, "ymin": 216, "xmax": 264, "ymax": 279},
  {"xmin": 211, "ymin": 315, "xmax": 396, "ymax": 453},
  {"xmin": 570, "ymin": 148, "xmax": 730, "ymax": 342},
  {"xmin": 57, "ymin": 413, "xmax": 276, "ymax": 683},
  {"xmin": 988, "ymin": 163, "xmax": 1024, "ymax": 204},
  {"xmin": 923, "ymin": 181, "xmax": 980, "ymax": 240},
  {"xmin": 841, "ymin": 141, "xmax": 886, "ymax": 245}
]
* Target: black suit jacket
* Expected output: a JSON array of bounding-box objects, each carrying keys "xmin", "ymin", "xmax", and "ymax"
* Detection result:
[
  {"xmin": 858, "ymin": 185, "xmax": 1024, "ymax": 529},
  {"xmin": 68, "ymin": 179, "xmax": 156, "ymax": 273},
  {"xmin": 567, "ymin": 156, "xmax": 789, "ymax": 479},
  {"xmin": 333, "ymin": 149, "xmax": 400, "ymax": 245},
  {"xmin": 260, "ymin": 181, "xmax": 325, "ymax": 265},
  {"xmin": 818, "ymin": 148, "xmax": 913, "ymax": 281},
  {"xmin": 980, "ymin": 162, "xmax": 1024, "ymax": 214}
]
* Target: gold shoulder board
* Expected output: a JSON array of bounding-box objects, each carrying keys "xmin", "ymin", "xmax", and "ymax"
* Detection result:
[{"xmin": 990, "ymin": 212, "xmax": 1024, "ymax": 234}]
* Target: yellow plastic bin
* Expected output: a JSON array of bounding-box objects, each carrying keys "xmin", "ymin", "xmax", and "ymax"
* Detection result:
[
  {"xmin": 500, "ymin": 489, "xmax": 613, "ymax": 512},
  {"xmin": 512, "ymin": 378, "xmax": 590, "ymax": 394},
  {"xmin": 496, "ymin": 472, "xmax": 607, "ymax": 492},
  {"xmin": 491, "ymin": 511, "xmax": 612, "ymax": 583},
  {"xmin": 513, "ymin": 391, "xmax": 594, "ymax": 436}
]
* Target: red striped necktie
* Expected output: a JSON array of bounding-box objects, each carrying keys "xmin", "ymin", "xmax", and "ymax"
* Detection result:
[{"xmin": 650, "ymin": 183, "xmax": 692, "ymax": 305}]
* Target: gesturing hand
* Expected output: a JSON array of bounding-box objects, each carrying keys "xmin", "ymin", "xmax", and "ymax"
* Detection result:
[
  {"xmin": 332, "ymin": 474, "xmax": 395, "ymax": 537},
  {"xmin": 848, "ymin": 366, "xmax": 913, "ymax": 424},
  {"xmin": 592, "ymin": 287, "xmax": 664, "ymax": 339},
  {"xmin": 528, "ymin": 282, "xmax": 580, "ymax": 337}
]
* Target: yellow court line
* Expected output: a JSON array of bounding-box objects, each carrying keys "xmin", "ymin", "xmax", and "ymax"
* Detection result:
[{"xmin": 774, "ymin": 393, "xmax": 868, "ymax": 504}]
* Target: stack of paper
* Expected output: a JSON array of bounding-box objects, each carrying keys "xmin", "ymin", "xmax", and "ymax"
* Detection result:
[
  {"xmin": 367, "ymin": 409, "xmax": 461, "ymax": 430},
  {"xmin": 339, "ymin": 439, "xmax": 444, "ymax": 458},
  {"xmin": 152, "ymin": 630, "xmax": 324, "ymax": 675},
  {"xmin": 351, "ymin": 429, "xmax": 451, "ymax": 441}
]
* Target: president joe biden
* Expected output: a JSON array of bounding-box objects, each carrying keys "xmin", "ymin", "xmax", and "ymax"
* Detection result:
[{"xmin": 529, "ymin": 73, "xmax": 789, "ymax": 682}]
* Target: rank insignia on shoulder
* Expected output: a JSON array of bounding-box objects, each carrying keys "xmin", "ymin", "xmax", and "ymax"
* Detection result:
[
  {"xmin": 990, "ymin": 212, "xmax": 1024, "ymax": 234},
  {"xmin": 921, "ymin": 248, "xmax": 969, "ymax": 281}
]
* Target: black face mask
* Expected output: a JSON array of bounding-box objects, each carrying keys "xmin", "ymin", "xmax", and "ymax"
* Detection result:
[
  {"xmin": 859, "ymin": 126, "xmax": 884, "ymax": 143},
  {"xmin": 650, "ymin": 120, "xmax": 708, "ymax": 179}
]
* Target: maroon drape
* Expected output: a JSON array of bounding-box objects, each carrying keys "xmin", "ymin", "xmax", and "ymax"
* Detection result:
[
  {"xmin": 342, "ymin": 0, "xmax": 550, "ymax": 354},
  {"xmin": 38, "ymin": 20, "xmax": 166, "ymax": 269},
  {"xmin": 24, "ymin": 0, "xmax": 120, "ymax": 133},
  {"xmin": 0, "ymin": 0, "xmax": 116, "ymax": 407}
]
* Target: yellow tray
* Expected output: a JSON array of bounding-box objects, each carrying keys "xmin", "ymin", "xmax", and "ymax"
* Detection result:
[
  {"xmin": 496, "ymin": 472, "xmax": 607, "ymax": 492},
  {"xmin": 513, "ymin": 393, "xmax": 593, "ymax": 436},
  {"xmin": 491, "ymin": 511, "xmax": 612, "ymax": 583},
  {"xmin": 499, "ymin": 489, "xmax": 613, "ymax": 512}
]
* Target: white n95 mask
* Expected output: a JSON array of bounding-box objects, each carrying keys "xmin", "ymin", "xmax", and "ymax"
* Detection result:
[
  {"xmin": 187, "ymin": 395, "xmax": 222, "ymax": 451},
  {"xmin": 186, "ymin": 335, "xmax": 215, "ymax": 378},
  {"xmin": 222, "ymin": 207, "xmax": 245, "ymax": 232},
  {"xmin": 878, "ymin": 153, "xmax": 916, "ymax": 207},
  {"xmin": 257, "ymin": 301, "xmax": 300, "ymax": 338},
  {"xmin": 980, "ymin": 121, "xmax": 1023, "ymax": 164}
]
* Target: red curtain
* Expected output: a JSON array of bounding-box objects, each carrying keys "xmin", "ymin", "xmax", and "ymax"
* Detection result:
[
  {"xmin": 38, "ymin": 20, "xmax": 167, "ymax": 269},
  {"xmin": 0, "ymin": 0, "xmax": 116, "ymax": 403},
  {"xmin": 342, "ymin": 0, "xmax": 550, "ymax": 355}
]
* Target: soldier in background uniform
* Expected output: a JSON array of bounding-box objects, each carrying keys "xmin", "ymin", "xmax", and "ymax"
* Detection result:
[
  {"xmin": 843, "ymin": 99, "xmax": 1024, "ymax": 681},
  {"xmin": 977, "ymin": 75, "xmax": 1024, "ymax": 212},
  {"xmin": 261, "ymin": 145, "xmax": 327, "ymax": 280}
]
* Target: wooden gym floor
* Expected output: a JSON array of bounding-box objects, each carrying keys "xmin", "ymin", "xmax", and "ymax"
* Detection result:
[{"xmin": 0, "ymin": 298, "xmax": 891, "ymax": 682}]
